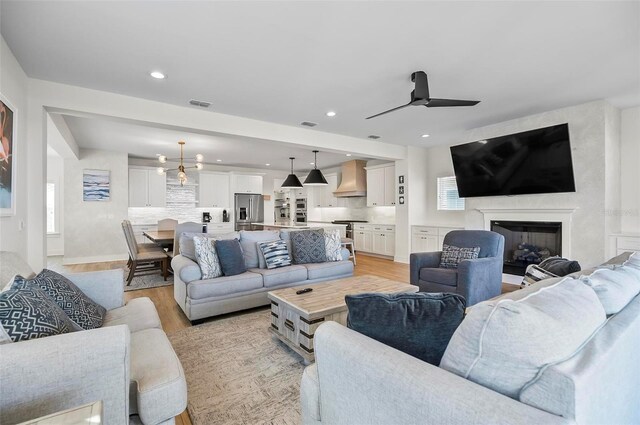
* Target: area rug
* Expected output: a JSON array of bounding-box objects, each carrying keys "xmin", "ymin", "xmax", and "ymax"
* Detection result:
[
  {"xmin": 110, "ymin": 264, "xmax": 173, "ymax": 292},
  {"xmin": 168, "ymin": 308, "xmax": 305, "ymax": 424}
]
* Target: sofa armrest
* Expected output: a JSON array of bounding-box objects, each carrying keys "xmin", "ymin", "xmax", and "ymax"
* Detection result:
[
  {"xmin": 306, "ymin": 321, "xmax": 571, "ymax": 425},
  {"xmin": 457, "ymin": 256, "xmax": 504, "ymax": 305},
  {"xmin": 64, "ymin": 269, "xmax": 125, "ymax": 310},
  {"xmin": 409, "ymin": 251, "xmax": 442, "ymax": 284},
  {"xmin": 171, "ymin": 254, "xmax": 202, "ymax": 284},
  {"xmin": 0, "ymin": 325, "xmax": 130, "ymax": 425},
  {"xmin": 301, "ymin": 364, "xmax": 322, "ymax": 425}
]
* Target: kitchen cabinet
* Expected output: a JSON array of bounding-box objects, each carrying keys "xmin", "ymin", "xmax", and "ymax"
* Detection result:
[
  {"xmin": 129, "ymin": 168, "xmax": 166, "ymax": 207},
  {"xmin": 131, "ymin": 224, "xmax": 158, "ymax": 244},
  {"xmin": 310, "ymin": 173, "xmax": 345, "ymax": 208},
  {"xmin": 366, "ymin": 164, "xmax": 396, "ymax": 206},
  {"xmin": 199, "ymin": 172, "xmax": 230, "ymax": 208},
  {"xmin": 233, "ymin": 174, "xmax": 263, "ymax": 194},
  {"xmin": 207, "ymin": 223, "xmax": 234, "ymax": 234},
  {"xmin": 354, "ymin": 224, "xmax": 395, "ymax": 257},
  {"xmin": 411, "ymin": 226, "xmax": 464, "ymax": 253},
  {"xmin": 354, "ymin": 229, "xmax": 372, "ymax": 253}
]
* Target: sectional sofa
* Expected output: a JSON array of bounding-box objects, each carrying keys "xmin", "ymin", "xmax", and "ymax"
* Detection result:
[{"xmin": 172, "ymin": 228, "xmax": 354, "ymax": 322}]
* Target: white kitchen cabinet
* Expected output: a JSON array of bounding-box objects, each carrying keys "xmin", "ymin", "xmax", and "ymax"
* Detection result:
[
  {"xmin": 233, "ymin": 174, "xmax": 263, "ymax": 194},
  {"xmin": 131, "ymin": 224, "xmax": 158, "ymax": 244},
  {"xmin": 384, "ymin": 166, "xmax": 396, "ymax": 206},
  {"xmin": 128, "ymin": 168, "xmax": 166, "ymax": 207},
  {"xmin": 199, "ymin": 172, "xmax": 230, "ymax": 208},
  {"xmin": 354, "ymin": 224, "xmax": 395, "ymax": 257},
  {"xmin": 207, "ymin": 223, "xmax": 234, "ymax": 234},
  {"xmin": 324, "ymin": 174, "xmax": 339, "ymax": 207},
  {"xmin": 411, "ymin": 226, "xmax": 463, "ymax": 253},
  {"xmin": 366, "ymin": 164, "xmax": 396, "ymax": 206},
  {"xmin": 354, "ymin": 229, "xmax": 372, "ymax": 252}
]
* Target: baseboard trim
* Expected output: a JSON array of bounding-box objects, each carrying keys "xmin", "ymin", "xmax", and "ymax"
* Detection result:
[
  {"xmin": 394, "ymin": 255, "xmax": 409, "ymax": 264},
  {"xmin": 47, "ymin": 249, "xmax": 64, "ymax": 256},
  {"xmin": 62, "ymin": 253, "xmax": 128, "ymax": 265}
]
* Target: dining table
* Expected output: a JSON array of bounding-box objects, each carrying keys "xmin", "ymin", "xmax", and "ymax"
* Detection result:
[{"xmin": 142, "ymin": 230, "xmax": 175, "ymax": 246}]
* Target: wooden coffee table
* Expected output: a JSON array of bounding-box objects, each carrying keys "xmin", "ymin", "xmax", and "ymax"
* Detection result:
[{"xmin": 268, "ymin": 275, "xmax": 419, "ymax": 364}]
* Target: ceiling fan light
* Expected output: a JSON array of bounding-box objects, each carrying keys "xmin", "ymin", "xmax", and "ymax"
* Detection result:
[
  {"xmin": 281, "ymin": 174, "xmax": 304, "ymax": 189},
  {"xmin": 304, "ymin": 168, "xmax": 328, "ymax": 186}
]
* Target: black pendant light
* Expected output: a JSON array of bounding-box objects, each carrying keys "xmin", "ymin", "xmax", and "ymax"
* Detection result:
[
  {"xmin": 281, "ymin": 157, "xmax": 304, "ymax": 189},
  {"xmin": 304, "ymin": 150, "xmax": 328, "ymax": 186}
]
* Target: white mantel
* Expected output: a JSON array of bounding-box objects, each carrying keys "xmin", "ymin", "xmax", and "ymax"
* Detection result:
[{"xmin": 477, "ymin": 208, "xmax": 577, "ymax": 259}]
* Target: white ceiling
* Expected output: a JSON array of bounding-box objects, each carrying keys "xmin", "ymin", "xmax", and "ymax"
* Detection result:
[
  {"xmin": 60, "ymin": 114, "xmax": 368, "ymax": 172},
  {"xmin": 2, "ymin": 1, "xmax": 639, "ymax": 148}
]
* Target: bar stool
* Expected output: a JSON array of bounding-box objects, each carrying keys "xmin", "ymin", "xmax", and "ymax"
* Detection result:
[{"xmin": 341, "ymin": 237, "xmax": 356, "ymax": 265}]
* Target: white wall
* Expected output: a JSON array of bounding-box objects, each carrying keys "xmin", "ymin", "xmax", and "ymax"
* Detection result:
[
  {"xmin": 46, "ymin": 154, "xmax": 64, "ymax": 255},
  {"xmin": 0, "ymin": 37, "xmax": 29, "ymax": 263},
  {"xmin": 63, "ymin": 149, "xmax": 129, "ymax": 264},
  {"xmin": 620, "ymin": 106, "xmax": 640, "ymax": 233}
]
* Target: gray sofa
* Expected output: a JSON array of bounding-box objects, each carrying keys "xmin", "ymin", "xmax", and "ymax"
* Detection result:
[
  {"xmin": 302, "ymin": 252, "xmax": 640, "ymax": 425},
  {"xmin": 172, "ymin": 229, "xmax": 354, "ymax": 322},
  {"xmin": 0, "ymin": 251, "xmax": 187, "ymax": 425}
]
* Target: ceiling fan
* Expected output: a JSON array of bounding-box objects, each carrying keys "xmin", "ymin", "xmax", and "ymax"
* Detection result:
[{"xmin": 366, "ymin": 71, "xmax": 480, "ymax": 120}]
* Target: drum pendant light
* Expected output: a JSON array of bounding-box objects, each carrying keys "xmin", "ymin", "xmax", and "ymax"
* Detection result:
[
  {"xmin": 304, "ymin": 150, "xmax": 328, "ymax": 186},
  {"xmin": 281, "ymin": 157, "xmax": 304, "ymax": 189}
]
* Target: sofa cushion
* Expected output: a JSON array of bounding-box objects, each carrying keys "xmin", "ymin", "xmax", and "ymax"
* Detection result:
[
  {"xmin": 179, "ymin": 231, "xmax": 239, "ymax": 262},
  {"xmin": 193, "ymin": 236, "xmax": 223, "ymax": 279},
  {"xmin": 215, "ymin": 239, "xmax": 247, "ymax": 277},
  {"xmin": 103, "ymin": 297, "xmax": 161, "ymax": 333},
  {"xmin": 439, "ymin": 244, "xmax": 480, "ymax": 269},
  {"xmin": 258, "ymin": 240, "xmax": 292, "ymax": 269},
  {"xmin": 186, "ymin": 271, "xmax": 263, "ymax": 300},
  {"xmin": 440, "ymin": 277, "xmax": 606, "ymax": 399},
  {"xmin": 291, "ymin": 229, "xmax": 327, "ymax": 264},
  {"xmin": 239, "ymin": 230, "xmax": 281, "ymax": 269},
  {"xmin": 419, "ymin": 267, "xmax": 458, "ymax": 287},
  {"xmin": 0, "ymin": 251, "xmax": 35, "ymax": 290},
  {"xmin": 249, "ymin": 265, "xmax": 308, "ymax": 288},
  {"xmin": 130, "ymin": 328, "xmax": 187, "ymax": 424},
  {"xmin": 0, "ymin": 287, "xmax": 81, "ymax": 342},
  {"xmin": 304, "ymin": 261, "xmax": 353, "ymax": 280},
  {"xmin": 578, "ymin": 267, "xmax": 640, "ymax": 314},
  {"xmin": 12, "ymin": 269, "xmax": 106, "ymax": 330},
  {"xmin": 346, "ymin": 292, "xmax": 466, "ymax": 365}
]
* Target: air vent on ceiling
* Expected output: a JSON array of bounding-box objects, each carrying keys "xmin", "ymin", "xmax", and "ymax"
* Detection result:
[
  {"xmin": 300, "ymin": 121, "xmax": 317, "ymax": 127},
  {"xmin": 367, "ymin": 135, "xmax": 381, "ymax": 139},
  {"xmin": 189, "ymin": 99, "xmax": 212, "ymax": 108}
]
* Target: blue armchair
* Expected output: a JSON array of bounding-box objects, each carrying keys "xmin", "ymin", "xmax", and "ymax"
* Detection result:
[{"xmin": 410, "ymin": 230, "xmax": 505, "ymax": 306}]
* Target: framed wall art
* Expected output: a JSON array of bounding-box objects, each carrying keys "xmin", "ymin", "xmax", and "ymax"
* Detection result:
[
  {"xmin": 83, "ymin": 169, "xmax": 111, "ymax": 201},
  {"xmin": 0, "ymin": 93, "xmax": 16, "ymax": 216}
]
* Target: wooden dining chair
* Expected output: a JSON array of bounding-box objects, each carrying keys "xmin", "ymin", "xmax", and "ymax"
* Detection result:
[
  {"xmin": 121, "ymin": 220, "xmax": 169, "ymax": 285},
  {"xmin": 157, "ymin": 218, "xmax": 178, "ymax": 231}
]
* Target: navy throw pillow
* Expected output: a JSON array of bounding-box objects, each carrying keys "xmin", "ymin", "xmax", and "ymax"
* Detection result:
[
  {"xmin": 215, "ymin": 239, "xmax": 247, "ymax": 276},
  {"xmin": 346, "ymin": 292, "xmax": 466, "ymax": 366}
]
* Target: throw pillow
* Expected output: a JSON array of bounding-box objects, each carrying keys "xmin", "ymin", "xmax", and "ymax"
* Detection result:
[
  {"xmin": 324, "ymin": 228, "xmax": 343, "ymax": 262},
  {"xmin": 215, "ymin": 239, "xmax": 247, "ymax": 276},
  {"xmin": 258, "ymin": 240, "xmax": 292, "ymax": 269},
  {"xmin": 12, "ymin": 269, "xmax": 106, "ymax": 330},
  {"xmin": 521, "ymin": 264, "xmax": 558, "ymax": 288},
  {"xmin": 440, "ymin": 277, "xmax": 606, "ymax": 400},
  {"xmin": 239, "ymin": 230, "xmax": 281, "ymax": 269},
  {"xmin": 538, "ymin": 256, "xmax": 581, "ymax": 276},
  {"xmin": 193, "ymin": 236, "xmax": 223, "ymax": 279},
  {"xmin": 578, "ymin": 267, "xmax": 640, "ymax": 315},
  {"xmin": 346, "ymin": 292, "xmax": 466, "ymax": 366},
  {"xmin": 0, "ymin": 287, "xmax": 81, "ymax": 342},
  {"xmin": 291, "ymin": 229, "xmax": 327, "ymax": 264},
  {"xmin": 179, "ymin": 231, "xmax": 240, "ymax": 262},
  {"xmin": 439, "ymin": 244, "xmax": 480, "ymax": 269}
]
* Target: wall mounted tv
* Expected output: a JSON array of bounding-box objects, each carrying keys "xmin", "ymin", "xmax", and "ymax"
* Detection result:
[{"xmin": 450, "ymin": 123, "xmax": 576, "ymax": 198}]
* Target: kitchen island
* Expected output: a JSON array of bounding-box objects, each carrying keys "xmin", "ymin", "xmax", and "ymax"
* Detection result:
[{"xmin": 252, "ymin": 222, "xmax": 348, "ymax": 237}]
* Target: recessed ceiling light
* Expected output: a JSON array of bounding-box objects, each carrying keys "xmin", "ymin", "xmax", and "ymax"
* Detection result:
[
  {"xmin": 150, "ymin": 71, "xmax": 166, "ymax": 79},
  {"xmin": 421, "ymin": 134, "xmax": 430, "ymax": 138},
  {"xmin": 265, "ymin": 163, "xmax": 271, "ymax": 166},
  {"xmin": 216, "ymin": 159, "xmax": 222, "ymax": 162},
  {"xmin": 310, "ymin": 162, "xmax": 315, "ymax": 165},
  {"xmin": 346, "ymin": 154, "xmax": 352, "ymax": 157},
  {"xmin": 326, "ymin": 111, "xmax": 336, "ymax": 117}
]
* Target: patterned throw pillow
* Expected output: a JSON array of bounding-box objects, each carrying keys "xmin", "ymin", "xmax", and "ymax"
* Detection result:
[
  {"xmin": 193, "ymin": 236, "xmax": 223, "ymax": 279},
  {"xmin": 0, "ymin": 288, "xmax": 81, "ymax": 342},
  {"xmin": 12, "ymin": 269, "xmax": 106, "ymax": 330},
  {"xmin": 521, "ymin": 264, "xmax": 558, "ymax": 287},
  {"xmin": 291, "ymin": 229, "xmax": 327, "ymax": 264},
  {"xmin": 258, "ymin": 240, "xmax": 292, "ymax": 269},
  {"xmin": 324, "ymin": 229, "xmax": 343, "ymax": 262},
  {"xmin": 439, "ymin": 244, "xmax": 481, "ymax": 269}
]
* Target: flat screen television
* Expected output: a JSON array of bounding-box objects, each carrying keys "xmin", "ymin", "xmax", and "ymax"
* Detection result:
[{"xmin": 450, "ymin": 123, "xmax": 576, "ymax": 198}]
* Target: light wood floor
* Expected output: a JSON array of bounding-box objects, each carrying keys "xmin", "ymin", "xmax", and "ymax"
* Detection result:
[{"xmin": 57, "ymin": 253, "xmax": 518, "ymax": 425}]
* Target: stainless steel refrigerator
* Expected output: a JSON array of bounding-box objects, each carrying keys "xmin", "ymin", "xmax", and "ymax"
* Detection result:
[{"xmin": 234, "ymin": 193, "xmax": 264, "ymax": 231}]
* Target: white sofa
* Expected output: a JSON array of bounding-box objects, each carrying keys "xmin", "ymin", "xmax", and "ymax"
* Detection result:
[
  {"xmin": 301, "ymin": 252, "xmax": 640, "ymax": 425},
  {"xmin": 0, "ymin": 252, "xmax": 187, "ymax": 425}
]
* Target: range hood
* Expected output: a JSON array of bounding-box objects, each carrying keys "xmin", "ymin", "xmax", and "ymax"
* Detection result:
[{"xmin": 334, "ymin": 160, "xmax": 367, "ymax": 197}]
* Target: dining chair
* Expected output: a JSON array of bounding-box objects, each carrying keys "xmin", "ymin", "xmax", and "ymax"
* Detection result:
[
  {"xmin": 157, "ymin": 218, "xmax": 178, "ymax": 231},
  {"xmin": 121, "ymin": 220, "xmax": 169, "ymax": 285}
]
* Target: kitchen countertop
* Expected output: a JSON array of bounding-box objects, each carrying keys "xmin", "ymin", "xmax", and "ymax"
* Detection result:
[{"xmin": 253, "ymin": 222, "xmax": 347, "ymax": 229}]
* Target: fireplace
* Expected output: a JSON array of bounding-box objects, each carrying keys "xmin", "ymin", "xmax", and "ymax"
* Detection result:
[{"xmin": 491, "ymin": 220, "xmax": 562, "ymax": 276}]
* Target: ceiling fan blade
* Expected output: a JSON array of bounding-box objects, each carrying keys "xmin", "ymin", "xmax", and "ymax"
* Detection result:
[
  {"xmin": 411, "ymin": 71, "xmax": 429, "ymax": 99},
  {"xmin": 366, "ymin": 103, "xmax": 412, "ymax": 119},
  {"xmin": 426, "ymin": 98, "xmax": 480, "ymax": 108}
]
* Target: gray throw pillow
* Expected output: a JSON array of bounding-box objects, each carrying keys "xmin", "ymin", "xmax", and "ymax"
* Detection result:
[
  {"xmin": 215, "ymin": 239, "xmax": 247, "ymax": 276},
  {"xmin": 291, "ymin": 229, "xmax": 327, "ymax": 264},
  {"xmin": 0, "ymin": 287, "xmax": 81, "ymax": 342},
  {"xmin": 239, "ymin": 230, "xmax": 281, "ymax": 269},
  {"xmin": 258, "ymin": 240, "xmax": 292, "ymax": 269},
  {"xmin": 439, "ymin": 244, "xmax": 480, "ymax": 269},
  {"xmin": 346, "ymin": 292, "xmax": 466, "ymax": 366},
  {"xmin": 12, "ymin": 269, "xmax": 106, "ymax": 330}
]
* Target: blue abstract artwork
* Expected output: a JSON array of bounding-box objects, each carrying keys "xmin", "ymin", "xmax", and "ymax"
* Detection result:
[{"xmin": 83, "ymin": 169, "xmax": 110, "ymax": 201}]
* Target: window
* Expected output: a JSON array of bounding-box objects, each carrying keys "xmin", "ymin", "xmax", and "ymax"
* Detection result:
[
  {"xmin": 437, "ymin": 176, "xmax": 465, "ymax": 211},
  {"xmin": 46, "ymin": 181, "xmax": 57, "ymax": 234}
]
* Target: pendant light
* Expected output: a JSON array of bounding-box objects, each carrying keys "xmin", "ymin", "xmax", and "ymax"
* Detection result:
[
  {"xmin": 304, "ymin": 150, "xmax": 328, "ymax": 186},
  {"xmin": 281, "ymin": 157, "xmax": 304, "ymax": 189}
]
